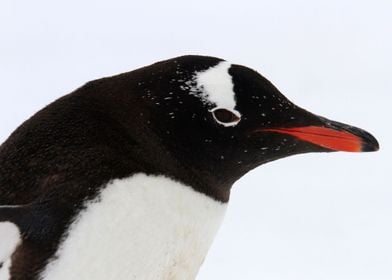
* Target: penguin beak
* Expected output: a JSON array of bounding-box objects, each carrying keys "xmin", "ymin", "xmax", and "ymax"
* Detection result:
[{"xmin": 258, "ymin": 119, "xmax": 379, "ymax": 152}]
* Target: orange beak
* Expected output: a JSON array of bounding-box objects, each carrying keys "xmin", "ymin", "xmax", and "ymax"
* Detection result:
[{"xmin": 258, "ymin": 125, "xmax": 379, "ymax": 152}]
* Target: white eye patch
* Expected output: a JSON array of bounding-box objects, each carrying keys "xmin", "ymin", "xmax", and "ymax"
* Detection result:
[{"xmin": 192, "ymin": 61, "xmax": 242, "ymax": 127}]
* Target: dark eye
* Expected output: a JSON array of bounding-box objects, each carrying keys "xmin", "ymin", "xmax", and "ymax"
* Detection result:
[{"xmin": 212, "ymin": 108, "xmax": 241, "ymax": 124}]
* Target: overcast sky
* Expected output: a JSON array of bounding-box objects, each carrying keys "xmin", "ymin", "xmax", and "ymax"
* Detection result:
[{"xmin": 1, "ymin": 0, "xmax": 391, "ymax": 279}]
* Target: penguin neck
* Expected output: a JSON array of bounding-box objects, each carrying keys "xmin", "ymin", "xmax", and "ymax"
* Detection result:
[
  {"xmin": 142, "ymin": 145, "xmax": 235, "ymax": 203},
  {"xmin": 117, "ymin": 113, "xmax": 235, "ymax": 202}
]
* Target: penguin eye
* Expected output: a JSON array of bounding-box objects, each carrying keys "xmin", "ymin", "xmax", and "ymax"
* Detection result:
[{"xmin": 211, "ymin": 108, "xmax": 241, "ymax": 126}]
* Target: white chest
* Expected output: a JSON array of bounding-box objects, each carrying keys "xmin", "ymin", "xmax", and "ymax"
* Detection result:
[
  {"xmin": 0, "ymin": 222, "xmax": 21, "ymax": 280},
  {"xmin": 40, "ymin": 174, "xmax": 227, "ymax": 280}
]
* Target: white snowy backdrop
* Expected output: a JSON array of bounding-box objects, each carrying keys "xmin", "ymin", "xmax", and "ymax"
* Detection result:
[{"xmin": 0, "ymin": 0, "xmax": 391, "ymax": 279}]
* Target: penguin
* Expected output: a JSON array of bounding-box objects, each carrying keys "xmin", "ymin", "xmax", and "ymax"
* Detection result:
[{"xmin": 0, "ymin": 55, "xmax": 379, "ymax": 280}]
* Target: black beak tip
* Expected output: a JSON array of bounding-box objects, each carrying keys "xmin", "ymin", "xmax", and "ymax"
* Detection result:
[
  {"xmin": 361, "ymin": 132, "xmax": 380, "ymax": 152},
  {"xmin": 319, "ymin": 117, "xmax": 380, "ymax": 153}
]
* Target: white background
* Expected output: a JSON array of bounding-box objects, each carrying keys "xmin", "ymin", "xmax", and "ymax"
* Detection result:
[{"xmin": 0, "ymin": 1, "xmax": 391, "ymax": 279}]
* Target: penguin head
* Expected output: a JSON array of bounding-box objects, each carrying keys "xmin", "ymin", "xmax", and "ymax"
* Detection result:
[{"xmin": 128, "ymin": 55, "xmax": 379, "ymax": 199}]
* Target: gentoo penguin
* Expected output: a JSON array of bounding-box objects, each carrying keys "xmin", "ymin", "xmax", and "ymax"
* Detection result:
[{"xmin": 0, "ymin": 55, "xmax": 378, "ymax": 280}]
